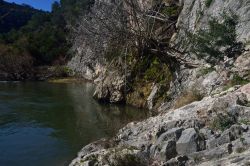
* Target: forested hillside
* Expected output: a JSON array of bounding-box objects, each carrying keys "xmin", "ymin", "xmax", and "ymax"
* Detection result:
[
  {"xmin": 0, "ymin": 0, "xmax": 42, "ymax": 33},
  {"xmin": 0, "ymin": 0, "xmax": 95, "ymax": 80}
]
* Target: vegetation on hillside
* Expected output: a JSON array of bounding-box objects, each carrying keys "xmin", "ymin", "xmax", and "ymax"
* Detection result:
[
  {"xmin": 0, "ymin": 0, "xmax": 94, "ymax": 80},
  {"xmin": 188, "ymin": 13, "xmax": 243, "ymax": 63},
  {"xmin": 0, "ymin": 0, "xmax": 42, "ymax": 33}
]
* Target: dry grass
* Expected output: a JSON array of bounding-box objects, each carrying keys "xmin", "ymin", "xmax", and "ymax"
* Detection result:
[
  {"xmin": 174, "ymin": 91, "xmax": 203, "ymax": 109},
  {"xmin": 48, "ymin": 78, "xmax": 80, "ymax": 84},
  {"xmin": 126, "ymin": 82, "xmax": 153, "ymax": 108}
]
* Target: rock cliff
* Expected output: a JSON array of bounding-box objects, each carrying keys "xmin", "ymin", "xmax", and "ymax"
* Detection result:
[{"xmin": 69, "ymin": 0, "xmax": 250, "ymax": 165}]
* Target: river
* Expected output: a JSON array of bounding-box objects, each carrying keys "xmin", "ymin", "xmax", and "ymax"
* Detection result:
[{"xmin": 0, "ymin": 81, "xmax": 147, "ymax": 166}]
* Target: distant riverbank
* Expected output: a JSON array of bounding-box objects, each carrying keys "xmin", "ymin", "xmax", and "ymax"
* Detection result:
[{"xmin": 0, "ymin": 65, "xmax": 72, "ymax": 81}]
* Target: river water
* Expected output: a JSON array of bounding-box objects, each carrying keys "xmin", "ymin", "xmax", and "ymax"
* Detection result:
[{"xmin": 0, "ymin": 81, "xmax": 147, "ymax": 166}]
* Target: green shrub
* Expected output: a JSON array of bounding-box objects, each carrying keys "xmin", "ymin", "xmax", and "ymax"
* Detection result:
[
  {"xmin": 161, "ymin": 6, "xmax": 179, "ymax": 16},
  {"xmin": 231, "ymin": 74, "xmax": 249, "ymax": 86},
  {"xmin": 205, "ymin": 0, "xmax": 213, "ymax": 8},
  {"xmin": 114, "ymin": 154, "xmax": 145, "ymax": 166},
  {"xmin": 236, "ymin": 147, "xmax": 246, "ymax": 153},
  {"xmin": 198, "ymin": 67, "xmax": 215, "ymax": 77},
  {"xmin": 210, "ymin": 114, "xmax": 235, "ymax": 131},
  {"xmin": 0, "ymin": 44, "xmax": 33, "ymax": 79},
  {"xmin": 239, "ymin": 119, "xmax": 250, "ymax": 125},
  {"xmin": 53, "ymin": 66, "xmax": 72, "ymax": 77},
  {"xmin": 143, "ymin": 57, "xmax": 172, "ymax": 84},
  {"xmin": 223, "ymin": 74, "xmax": 249, "ymax": 90},
  {"xmin": 188, "ymin": 13, "xmax": 243, "ymax": 63}
]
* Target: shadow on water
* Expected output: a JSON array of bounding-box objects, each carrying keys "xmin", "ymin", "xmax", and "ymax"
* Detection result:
[{"xmin": 0, "ymin": 81, "xmax": 148, "ymax": 166}]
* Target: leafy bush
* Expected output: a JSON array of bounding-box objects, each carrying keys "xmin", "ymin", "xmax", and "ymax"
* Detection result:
[
  {"xmin": 205, "ymin": 0, "xmax": 213, "ymax": 8},
  {"xmin": 0, "ymin": 3, "xmax": 70, "ymax": 66},
  {"xmin": 143, "ymin": 57, "xmax": 172, "ymax": 84}
]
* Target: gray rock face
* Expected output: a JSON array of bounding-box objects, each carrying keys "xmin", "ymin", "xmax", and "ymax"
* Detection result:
[
  {"xmin": 234, "ymin": 52, "xmax": 250, "ymax": 79},
  {"xmin": 93, "ymin": 70, "xmax": 125, "ymax": 103},
  {"xmin": 159, "ymin": 140, "xmax": 177, "ymax": 161},
  {"xmin": 207, "ymin": 125, "xmax": 243, "ymax": 150},
  {"xmin": 240, "ymin": 83, "xmax": 250, "ymax": 102},
  {"xmin": 68, "ymin": 0, "xmax": 250, "ymax": 165},
  {"xmin": 176, "ymin": 128, "xmax": 204, "ymax": 155},
  {"xmin": 175, "ymin": 0, "xmax": 250, "ymax": 46},
  {"xmin": 67, "ymin": 56, "xmax": 104, "ymax": 80},
  {"xmin": 67, "ymin": 0, "xmax": 122, "ymax": 80},
  {"xmin": 70, "ymin": 84, "xmax": 250, "ymax": 166},
  {"xmin": 147, "ymin": 84, "xmax": 159, "ymax": 110},
  {"xmin": 157, "ymin": 128, "xmax": 183, "ymax": 143}
]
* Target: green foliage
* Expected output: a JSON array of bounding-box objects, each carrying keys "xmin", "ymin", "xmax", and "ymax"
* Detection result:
[
  {"xmin": 230, "ymin": 74, "xmax": 249, "ymax": 86},
  {"xmin": 0, "ymin": 0, "xmax": 96, "ymax": 80},
  {"xmin": 161, "ymin": 6, "xmax": 179, "ymax": 16},
  {"xmin": 113, "ymin": 154, "xmax": 145, "ymax": 166},
  {"xmin": 53, "ymin": 66, "xmax": 72, "ymax": 77},
  {"xmin": 239, "ymin": 119, "xmax": 250, "ymax": 125},
  {"xmin": 60, "ymin": 0, "xmax": 94, "ymax": 24},
  {"xmin": 210, "ymin": 114, "xmax": 235, "ymax": 131},
  {"xmin": 205, "ymin": 0, "xmax": 213, "ymax": 8},
  {"xmin": 235, "ymin": 147, "xmax": 246, "ymax": 153},
  {"xmin": 0, "ymin": 0, "xmax": 43, "ymax": 33},
  {"xmin": 127, "ymin": 55, "xmax": 173, "ymax": 108},
  {"xmin": 189, "ymin": 13, "xmax": 243, "ymax": 63},
  {"xmin": 0, "ymin": 1, "xmax": 70, "ymax": 67},
  {"xmin": 143, "ymin": 57, "xmax": 172, "ymax": 84},
  {"xmin": 223, "ymin": 74, "xmax": 249, "ymax": 90},
  {"xmin": 0, "ymin": 43, "xmax": 33, "ymax": 79},
  {"xmin": 197, "ymin": 67, "xmax": 215, "ymax": 77},
  {"xmin": 26, "ymin": 23, "xmax": 69, "ymax": 65}
]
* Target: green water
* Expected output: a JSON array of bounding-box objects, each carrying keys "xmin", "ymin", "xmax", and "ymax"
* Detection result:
[{"xmin": 0, "ymin": 81, "xmax": 147, "ymax": 166}]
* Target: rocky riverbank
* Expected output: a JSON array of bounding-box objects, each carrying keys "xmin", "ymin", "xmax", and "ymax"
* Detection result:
[
  {"xmin": 70, "ymin": 83, "xmax": 250, "ymax": 166},
  {"xmin": 0, "ymin": 66, "xmax": 71, "ymax": 81}
]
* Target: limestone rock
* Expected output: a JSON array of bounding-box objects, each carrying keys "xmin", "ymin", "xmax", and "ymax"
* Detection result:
[
  {"xmin": 234, "ymin": 52, "xmax": 250, "ymax": 79},
  {"xmin": 176, "ymin": 128, "xmax": 199, "ymax": 155},
  {"xmin": 159, "ymin": 140, "xmax": 177, "ymax": 161},
  {"xmin": 93, "ymin": 71, "xmax": 125, "ymax": 103},
  {"xmin": 175, "ymin": 0, "xmax": 250, "ymax": 46},
  {"xmin": 147, "ymin": 84, "xmax": 159, "ymax": 110},
  {"xmin": 240, "ymin": 84, "xmax": 250, "ymax": 102}
]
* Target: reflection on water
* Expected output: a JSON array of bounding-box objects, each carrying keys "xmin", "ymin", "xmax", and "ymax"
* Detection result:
[{"xmin": 0, "ymin": 81, "xmax": 148, "ymax": 166}]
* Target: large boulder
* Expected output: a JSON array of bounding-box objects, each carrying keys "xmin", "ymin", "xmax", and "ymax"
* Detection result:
[
  {"xmin": 234, "ymin": 52, "xmax": 250, "ymax": 79},
  {"xmin": 176, "ymin": 128, "xmax": 205, "ymax": 155},
  {"xmin": 240, "ymin": 84, "xmax": 250, "ymax": 102}
]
